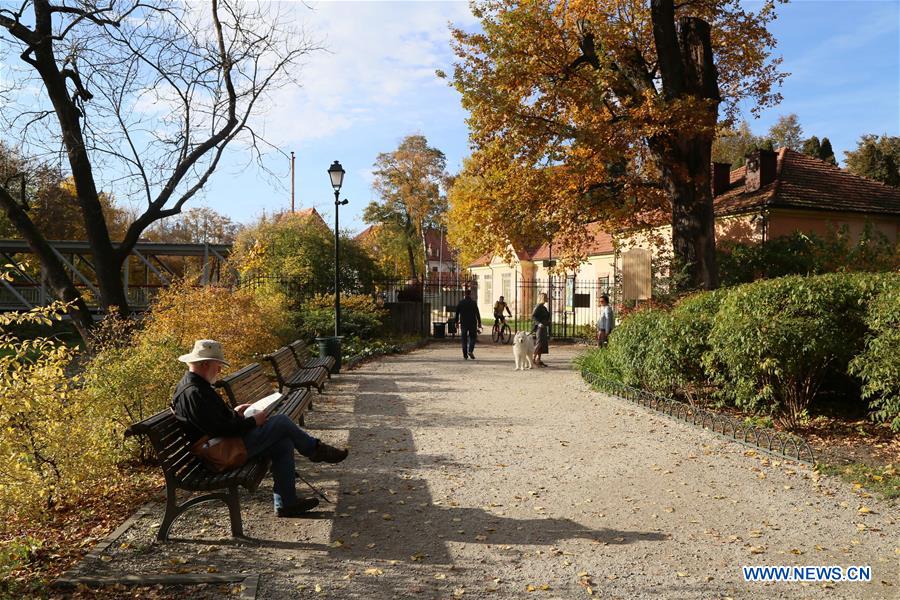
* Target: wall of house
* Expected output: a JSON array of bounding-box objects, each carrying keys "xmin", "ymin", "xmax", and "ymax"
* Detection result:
[
  {"xmin": 767, "ymin": 209, "xmax": 899, "ymax": 242},
  {"xmin": 716, "ymin": 214, "xmax": 764, "ymax": 244}
]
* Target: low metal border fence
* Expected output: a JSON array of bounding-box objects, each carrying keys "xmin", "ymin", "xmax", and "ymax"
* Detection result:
[{"xmin": 580, "ymin": 370, "xmax": 817, "ymax": 465}]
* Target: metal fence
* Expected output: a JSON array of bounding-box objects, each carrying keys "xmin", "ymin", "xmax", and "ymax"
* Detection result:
[
  {"xmin": 505, "ymin": 276, "xmax": 613, "ymax": 339},
  {"xmin": 234, "ymin": 273, "xmax": 616, "ymax": 339},
  {"xmin": 234, "ymin": 273, "xmax": 480, "ymax": 336}
]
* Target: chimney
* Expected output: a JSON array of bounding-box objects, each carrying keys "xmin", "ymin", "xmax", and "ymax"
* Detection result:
[
  {"xmin": 711, "ymin": 162, "xmax": 731, "ymax": 197},
  {"xmin": 745, "ymin": 149, "xmax": 777, "ymax": 192}
]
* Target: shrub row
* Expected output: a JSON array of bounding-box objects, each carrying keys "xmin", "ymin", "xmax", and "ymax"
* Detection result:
[
  {"xmin": 577, "ymin": 272, "xmax": 900, "ymax": 430},
  {"xmin": 1, "ymin": 279, "xmax": 396, "ymax": 519}
]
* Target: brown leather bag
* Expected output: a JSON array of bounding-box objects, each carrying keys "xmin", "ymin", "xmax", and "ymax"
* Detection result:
[{"xmin": 189, "ymin": 435, "xmax": 247, "ymax": 473}]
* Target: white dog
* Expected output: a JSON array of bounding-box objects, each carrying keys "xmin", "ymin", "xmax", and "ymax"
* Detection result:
[{"xmin": 512, "ymin": 331, "xmax": 534, "ymax": 370}]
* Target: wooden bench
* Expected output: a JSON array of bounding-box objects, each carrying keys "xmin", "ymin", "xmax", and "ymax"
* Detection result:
[
  {"xmin": 125, "ymin": 364, "xmax": 312, "ymax": 541},
  {"xmin": 125, "ymin": 409, "xmax": 269, "ymax": 541},
  {"xmin": 216, "ymin": 362, "xmax": 313, "ymax": 426},
  {"xmin": 264, "ymin": 346, "xmax": 329, "ymax": 397},
  {"xmin": 289, "ymin": 340, "xmax": 336, "ymax": 376}
]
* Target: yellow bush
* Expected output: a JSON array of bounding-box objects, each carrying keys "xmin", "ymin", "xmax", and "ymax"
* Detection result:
[
  {"xmin": 80, "ymin": 279, "xmax": 294, "ymax": 460},
  {"xmin": 0, "ymin": 304, "xmax": 118, "ymax": 518},
  {"xmin": 143, "ymin": 279, "xmax": 285, "ymax": 365}
]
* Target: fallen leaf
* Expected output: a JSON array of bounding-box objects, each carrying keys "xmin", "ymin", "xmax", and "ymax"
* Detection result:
[
  {"xmin": 364, "ymin": 568, "xmax": 383, "ymax": 576},
  {"xmin": 749, "ymin": 546, "xmax": 766, "ymax": 554}
]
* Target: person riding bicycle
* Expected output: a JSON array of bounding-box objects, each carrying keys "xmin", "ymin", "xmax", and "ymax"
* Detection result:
[{"xmin": 493, "ymin": 296, "xmax": 512, "ymax": 325}]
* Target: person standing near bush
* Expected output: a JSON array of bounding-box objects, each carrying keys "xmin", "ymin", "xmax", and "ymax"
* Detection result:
[
  {"xmin": 532, "ymin": 292, "xmax": 551, "ymax": 367},
  {"xmin": 455, "ymin": 288, "xmax": 482, "ymax": 359},
  {"xmin": 596, "ymin": 294, "xmax": 615, "ymax": 347},
  {"xmin": 171, "ymin": 340, "xmax": 348, "ymax": 518}
]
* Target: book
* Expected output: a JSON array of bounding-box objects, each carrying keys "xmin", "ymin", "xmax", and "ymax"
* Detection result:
[{"xmin": 244, "ymin": 392, "xmax": 283, "ymax": 418}]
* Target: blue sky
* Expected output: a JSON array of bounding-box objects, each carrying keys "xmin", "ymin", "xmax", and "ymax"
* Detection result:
[{"xmin": 194, "ymin": 0, "xmax": 900, "ymax": 233}]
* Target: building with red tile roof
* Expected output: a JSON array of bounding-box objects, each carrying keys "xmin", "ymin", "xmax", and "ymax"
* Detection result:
[{"xmin": 468, "ymin": 148, "xmax": 900, "ymax": 315}]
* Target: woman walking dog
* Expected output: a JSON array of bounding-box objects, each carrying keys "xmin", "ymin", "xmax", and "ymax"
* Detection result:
[{"xmin": 531, "ymin": 292, "xmax": 551, "ymax": 367}]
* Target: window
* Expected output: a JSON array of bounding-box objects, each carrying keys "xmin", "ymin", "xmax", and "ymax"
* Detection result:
[
  {"xmin": 501, "ymin": 273, "xmax": 511, "ymax": 300},
  {"xmin": 432, "ymin": 266, "xmax": 438, "ymax": 272},
  {"xmin": 483, "ymin": 275, "xmax": 493, "ymax": 304}
]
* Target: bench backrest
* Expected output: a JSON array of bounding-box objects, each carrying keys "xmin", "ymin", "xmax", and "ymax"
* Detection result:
[
  {"xmin": 126, "ymin": 409, "xmax": 201, "ymax": 482},
  {"xmin": 263, "ymin": 347, "xmax": 299, "ymax": 389},
  {"xmin": 288, "ymin": 340, "xmax": 310, "ymax": 365},
  {"xmin": 215, "ymin": 362, "xmax": 276, "ymax": 407}
]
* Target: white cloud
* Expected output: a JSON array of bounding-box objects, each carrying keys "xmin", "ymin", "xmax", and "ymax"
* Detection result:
[{"xmin": 259, "ymin": 1, "xmax": 477, "ymax": 145}]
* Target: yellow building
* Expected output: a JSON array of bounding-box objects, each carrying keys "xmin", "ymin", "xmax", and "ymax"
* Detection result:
[{"xmin": 468, "ymin": 149, "xmax": 900, "ymax": 334}]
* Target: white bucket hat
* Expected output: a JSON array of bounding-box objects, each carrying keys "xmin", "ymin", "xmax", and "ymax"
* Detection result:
[{"xmin": 178, "ymin": 339, "xmax": 230, "ymax": 366}]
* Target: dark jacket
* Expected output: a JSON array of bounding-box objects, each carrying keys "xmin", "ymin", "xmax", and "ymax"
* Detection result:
[
  {"xmin": 172, "ymin": 371, "xmax": 257, "ymax": 443},
  {"xmin": 455, "ymin": 296, "xmax": 481, "ymax": 329}
]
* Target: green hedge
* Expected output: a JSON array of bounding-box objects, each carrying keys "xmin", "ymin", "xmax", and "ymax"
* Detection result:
[
  {"xmin": 579, "ymin": 272, "xmax": 900, "ymax": 430},
  {"xmin": 295, "ymin": 294, "xmax": 386, "ymax": 341},
  {"xmin": 850, "ymin": 285, "xmax": 900, "ymax": 429}
]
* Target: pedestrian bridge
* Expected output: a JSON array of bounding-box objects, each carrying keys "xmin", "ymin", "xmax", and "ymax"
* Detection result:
[{"xmin": 0, "ymin": 239, "xmax": 231, "ymax": 312}]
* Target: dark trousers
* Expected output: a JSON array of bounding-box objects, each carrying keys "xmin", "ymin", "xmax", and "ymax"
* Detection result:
[
  {"xmin": 243, "ymin": 414, "xmax": 318, "ymax": 510},
  {"xmin": 460, "ymin": 325, "xmax": 477, "ymax": 357}
]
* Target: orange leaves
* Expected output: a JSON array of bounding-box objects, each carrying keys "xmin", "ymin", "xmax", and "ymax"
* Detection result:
[{"xmin": 447, "ymin": 0, "xmax": 785, "ymax": 264}]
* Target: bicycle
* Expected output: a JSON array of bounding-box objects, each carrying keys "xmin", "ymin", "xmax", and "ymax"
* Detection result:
[{"xmin": 491, "ymin": 317, "xmax": 512, "ymax": 344}]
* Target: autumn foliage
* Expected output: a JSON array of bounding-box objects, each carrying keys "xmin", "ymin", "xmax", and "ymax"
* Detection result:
[
  {"xmin": 0, "ymin": 304, "xmax": 119, "ymax": 518},
  {"xmin": 446, "ymin": 0, "xmax": 785, "ymax": 286}
]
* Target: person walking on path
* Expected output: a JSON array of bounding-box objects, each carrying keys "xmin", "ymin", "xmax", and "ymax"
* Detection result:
[
  {"xmin": 532, "ymin": 292, "xmax": 551, "ymax": 367},
  {"xmin": 596, "ymin": 294, "xmax": 615, "ymax": 347},
  {"xmin": 455, "ymin": 288, "xmax": 482, "ymax": 359},
  {"xmin": 171, "ymin": 340, "xmax": 348, "ymax": 518}
]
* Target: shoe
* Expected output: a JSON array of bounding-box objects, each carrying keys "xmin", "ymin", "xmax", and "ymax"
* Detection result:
[
  {"xmin": 276, "ymin": 497, "xmax": 319, "ymax": 517},
  {"xmin": 309, "ymin": 442, "xmax": 349, "ymax": 463},
  {"xmin": 469, "ymin": 352, "xmax": 475, "ymax": 359},
  {"xmin": 463, "ymin": 355, "xmax": 468, "ymax": 360}
]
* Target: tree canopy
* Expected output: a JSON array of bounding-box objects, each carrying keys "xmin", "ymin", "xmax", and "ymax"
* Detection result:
[
  {"xmin": 766, "ymin": 113, "xmax": 803, "ymax": 151},
  {"xmin": 230, "ymin": 211, "xmax": 381, "ymax": 296},
  {"xmin": 712, "ymin": 121, "xmax": 770, "ymax": 168},
  {"xmin": 364, "ymin": 135, "xmax": 448, "ymax": 280},
  {"xmin": 0, "ymin": 0, "xmax": 315, "ymax": 342},
  {"xmin": 844, "ymin": 135, "xmax": 900, "ymax": 187},
  {"xmin": 445, "ymin": 0, "xmax": 785, "ymax": 289}
]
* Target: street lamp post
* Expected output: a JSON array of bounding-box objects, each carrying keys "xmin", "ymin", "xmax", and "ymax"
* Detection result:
[{"xmin": 328, "ymin": 160, "xmax": 348, "ymax": 336}]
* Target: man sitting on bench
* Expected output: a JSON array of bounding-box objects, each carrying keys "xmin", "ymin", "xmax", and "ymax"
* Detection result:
[{"xmin": 172, "ymin": 340, "xmax": 349, "ymax": 518}]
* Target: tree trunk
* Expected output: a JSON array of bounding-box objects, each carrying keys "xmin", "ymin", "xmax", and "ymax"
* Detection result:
[
  {"xmin": 30, "ymin": 0, "xmax": 130, "ymax": 317},
  {"xmin": 650, "ymin": 137, "xmax": 719, "ymax": 290},
  {"xmin": 649, "ymin": 3, "xmax": 721, "ymax": 290},
  {"xmin": 406, "ymin": 242, "xmax": 418, "ymax": 280},
  {"xmin": 0, "ymin": 188, "xmax": 96, "ymax": 344}
]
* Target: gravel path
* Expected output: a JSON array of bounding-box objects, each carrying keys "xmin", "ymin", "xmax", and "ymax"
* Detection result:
[{"xmin": 77, "ymin": 340, "xmax": 897, "ymax": 599}]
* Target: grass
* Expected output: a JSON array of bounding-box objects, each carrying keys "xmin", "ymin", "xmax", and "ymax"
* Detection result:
[{"xmin": 817, "ymin": 463, "xmax": 900, "ymax": 500}]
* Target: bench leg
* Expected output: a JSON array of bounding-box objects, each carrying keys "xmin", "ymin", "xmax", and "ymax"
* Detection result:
[
  {"xmin": 224, "ymin": 485, "xmax": 243, "ymax": 537},
  {"xmin": 158, "ymin": 483, "xmax": 181, "ymax": 541},
  {"xmin": 157, "ymin": 484, "xmax": 244, "ymax": 541}
]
